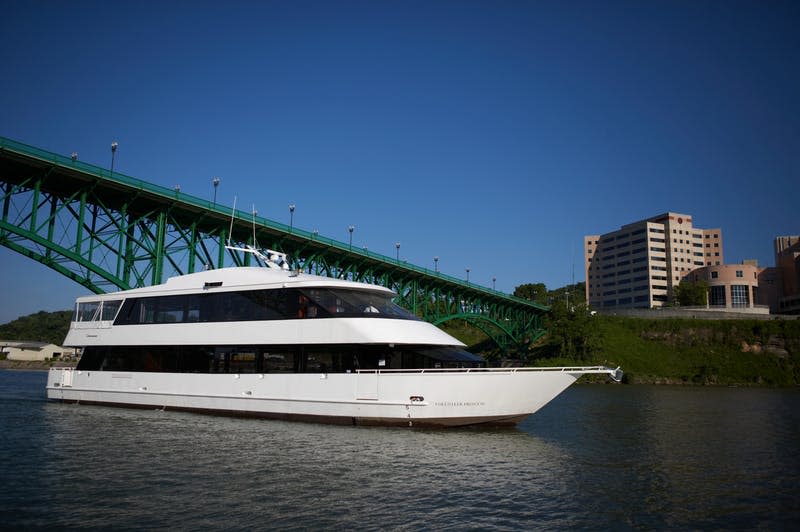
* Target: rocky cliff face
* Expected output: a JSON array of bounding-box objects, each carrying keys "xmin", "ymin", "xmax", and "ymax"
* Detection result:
[{"xmin": 639, "ymin": 326, "xmax": 797, "ymax": 359}]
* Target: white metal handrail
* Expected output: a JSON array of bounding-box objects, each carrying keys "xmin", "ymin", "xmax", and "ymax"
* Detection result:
[{"xmin": 357, "ymin": 365, "xmax": 623, "ymax": 381}]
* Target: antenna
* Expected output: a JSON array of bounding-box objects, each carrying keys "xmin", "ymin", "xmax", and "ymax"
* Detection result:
[
  {"xmin": 227, "ymin": 196, "xmax": 237, "ymax": 247},
  {"xmin": 571, "ymin": 246, "xmax": 575, "ymax": 287},
  {"xmin": 251, "ymin": 204, "xmax": 258, "ymax": 249},
  {"xmin": 569, "ymin": 246, "xmax": 575, "ymax": 310}
]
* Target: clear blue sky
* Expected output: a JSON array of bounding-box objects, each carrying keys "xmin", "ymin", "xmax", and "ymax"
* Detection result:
[{"xmin": 1, "ymin": 0, "xmax": 798, "ymax": 324}]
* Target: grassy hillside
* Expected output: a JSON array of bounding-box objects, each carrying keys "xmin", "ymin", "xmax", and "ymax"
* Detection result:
[{"xmin": 529, "ymin": 316, "xmax": 800, "ymax": 386}]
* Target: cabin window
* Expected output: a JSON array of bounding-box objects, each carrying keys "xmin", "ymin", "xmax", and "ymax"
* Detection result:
[
  {"xmin": 229, "ymin": 350, "xmax": 257, "ymax": 373},
  {"xmin": 299, "ymin": 288, "xmax": 418, "ymax": 320},
  {"xmin": 113, "ymin": 288, "xmax": 418, "ymax": 325},
  {"xmin": 76, "ymin": 301, "xmax": 101, "ymax": 322},
  {"xmin": 262, "ymin": 351, "xmax": 297, "ymax": 373},
  {"xmin": 101, "ymin": 300, "xmax": 123, "ymax": 321},
  {"xmin": 302, "ymin": 349, "xmax": 357, "ymax": 373},
  {"xmin": 304, "ymin": 351, "xmax": 333, "ymax": 373},
  {"xmin": 76, "ymin": 344, "xmax": 485, "ymax": 373},
  {"xmin": 154, "ymin": 296, "xmax": 186, "ymax": 323}
]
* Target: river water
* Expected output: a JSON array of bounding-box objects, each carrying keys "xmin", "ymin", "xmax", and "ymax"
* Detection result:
[{"xmin": 1, "ymin": 370, "xmax": 798, "ymax": 530}]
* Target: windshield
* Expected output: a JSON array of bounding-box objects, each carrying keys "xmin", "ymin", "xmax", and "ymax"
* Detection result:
[{"xmin": 300, "ymin": 288, "xmax": 420, "ymax": 320}]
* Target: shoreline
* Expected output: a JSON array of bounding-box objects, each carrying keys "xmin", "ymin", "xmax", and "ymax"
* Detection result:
[{"xmin": 0, "ymin": 360, "xmax": 76, "ymax": 371}]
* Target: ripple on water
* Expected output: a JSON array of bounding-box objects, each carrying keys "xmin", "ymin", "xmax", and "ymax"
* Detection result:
[{"xmin": 1, "ymin": 372, "xmax": 799, "ymax": 530}]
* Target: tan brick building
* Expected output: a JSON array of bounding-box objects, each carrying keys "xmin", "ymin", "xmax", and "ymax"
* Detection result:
[
  {"xmin": 684, "ymin": 262, "xmax": 766, "ymax": 312},
  {"xmin": 584, "ymin": 212, "xmax": 723, "ymax": 309}
]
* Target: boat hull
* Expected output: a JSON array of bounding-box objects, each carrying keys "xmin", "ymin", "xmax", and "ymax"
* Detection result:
[{"xmin": 46, "ymin": 367, "xmax": 610, "ymax": 427}]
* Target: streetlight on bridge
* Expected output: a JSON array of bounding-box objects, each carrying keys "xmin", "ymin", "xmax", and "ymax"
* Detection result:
[
  {"xmin": 466, "ymin": 268, "xmax": 470, "ymax": 283},
  {"xmin": 212, "ymin": 177, "xmax": 220, "ymax": 206},
  {"xmin": 434, "ymin": 256, "xmax": 439, "ymax": 273},
  {"xmin": 395, "ymin": 242, "xmax": 401, "ymax": 261},
  {"xmin": 288, "ymin": 204, "xmax": 296, "ymax": 232},
  {"xmin": 493, "ymin": 277, "xmax": 496, "ymax": 290},
  {"xmin": 110, "ymin": 141, "xmax": 118, "ymax": 176},
  {"xmin": 348, "ymin": 225, "xmax": 355, "ymax": 249}
]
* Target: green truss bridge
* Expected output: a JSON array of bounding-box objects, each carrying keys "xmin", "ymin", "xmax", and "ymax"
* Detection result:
[{"xmin": 0, "ymin": 136, "xmax": 547, "ymax": 352}]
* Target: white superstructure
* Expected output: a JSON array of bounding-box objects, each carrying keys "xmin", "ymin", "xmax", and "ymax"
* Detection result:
[{"xmin": 47, "ymin": 251, "xmax": 621, "ymax": 427}]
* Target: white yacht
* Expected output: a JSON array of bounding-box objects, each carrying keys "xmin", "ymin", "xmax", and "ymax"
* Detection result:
[{"xmin": 46, "ymin": 249, "xmax": 621, "ymax": 427}]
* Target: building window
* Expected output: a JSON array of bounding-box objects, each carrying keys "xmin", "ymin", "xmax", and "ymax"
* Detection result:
[
  {"xmin": 736, "ymin": 270, "xmax": 743, "ymax": 278},
  {"xmin": 710, "ymin": 285, "xmax": 726, "ymax": 306},
  {"xmin": 731, "ymin": 285, "xmax": 749, "ymax": 307},
  {"xmin": 711, "ymin": 271, "xmax": 718, "ymax": 279}
]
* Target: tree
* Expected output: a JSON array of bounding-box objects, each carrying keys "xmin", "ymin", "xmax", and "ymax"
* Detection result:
[
  {"xmin": 543, "ymin": 300, "xmax": 601, "ymax": 361},
  {"xmin": 674, "ymin": 280, "xmax": 708, "ymax": 307},
  {"xmin": 0, "ymin": 310, "xmax": 72, "ymax": 345},
  {"xmin": 514, "ymin": 283, "xmax": 547, "ymax": 303},
  {"xmin": 548, "ymin": 282, "xmax": 586, "ymax": 308}
]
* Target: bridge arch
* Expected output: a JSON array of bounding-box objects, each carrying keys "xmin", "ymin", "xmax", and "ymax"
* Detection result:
[{"xmin": 434, "ymin": 312, "xmax": 546, "ymax": 352}]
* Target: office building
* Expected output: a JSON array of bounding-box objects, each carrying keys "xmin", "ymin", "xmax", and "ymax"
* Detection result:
[{"xmin": 584, "ymin": 212, "xmax": 722, "ymax": 309}]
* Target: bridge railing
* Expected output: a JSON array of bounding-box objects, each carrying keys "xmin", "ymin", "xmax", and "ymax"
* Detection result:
[{"xmin": 1, "ymin": 135, "xmax": 545, "ymax": 311}]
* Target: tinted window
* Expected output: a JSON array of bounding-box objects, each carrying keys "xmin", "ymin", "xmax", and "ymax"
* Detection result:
[
  {"xmin": 114, "ymin": 288, "xmax": 418, "ymax": 325},
  {"xmin": 76, "ymin": 344, "xmax": 483, "ymax": 372},
  {"xmin": 101, "ymin": 300, "xmax": 123, "ymax": 321}
]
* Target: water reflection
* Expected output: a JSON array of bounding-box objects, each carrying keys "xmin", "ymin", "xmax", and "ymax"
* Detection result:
[{"xmin": 31, "ymin": 403, "xmax": 577, "ymax": 530}]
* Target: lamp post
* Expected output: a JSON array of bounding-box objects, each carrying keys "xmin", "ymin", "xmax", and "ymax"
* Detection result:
[
  {"xmin": 348, "ymin": 225, "xmax": 354, "ymax": 249},
  {"xmin": 212, "ymin": 177, "xmax": 220, "ymax": 206},
  {"xmin": 434, "ymin": 256, "xmax": 439, "ymax": 273},
  {"xmin": 466, "ymin": 268, "xmax": 470, "ymax": 283},
  {"xmin": 110, "ymin": 141, "xmax": 118, "ymax": 176},
  {"xmin": 288, "ymin": 204, "xmax": 295, "ymax": 232},
  {"xmin": 71, "ymin": 152, "xmax": 77, "ymax": 162},
  {"xmin": 174, "ymin": 185, "xmax": 181, "ymax": 197},
  {"xmin": 395, "ymin": 242, "xmax": 401, "ymax": 261},
  {"xmin": 492, "ymin": 277, "xmax": 496, "ymax": 290}
]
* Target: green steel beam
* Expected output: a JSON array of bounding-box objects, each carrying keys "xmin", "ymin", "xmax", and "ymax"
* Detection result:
[{"xmin": 0, "ymin": 135, "xmax": 548, "ymax": 349}]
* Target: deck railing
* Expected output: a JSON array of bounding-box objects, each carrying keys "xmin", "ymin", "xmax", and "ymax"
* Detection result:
[{"xmin": 358, "ymin": 365, "xmax": 623, "ymax": 380}]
